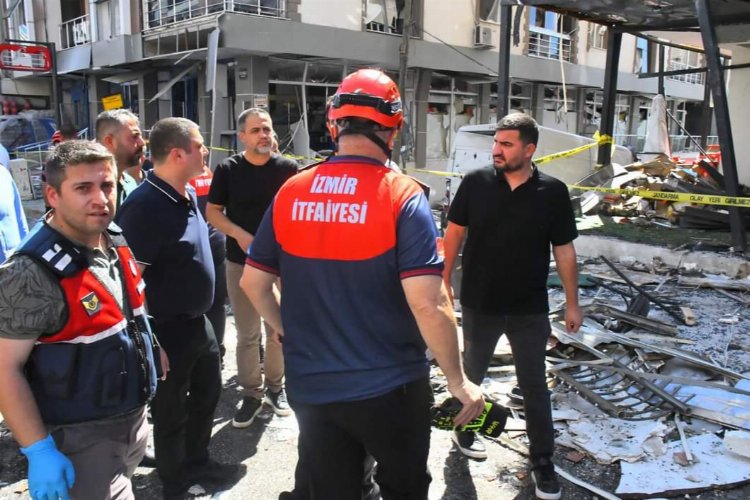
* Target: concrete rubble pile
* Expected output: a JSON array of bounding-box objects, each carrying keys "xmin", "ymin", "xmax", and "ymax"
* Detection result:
[
  {"xmin": 468, "ymin": 255, "xmax": 750, "ymax": 499},
  {"xmin": 576, "ymin": 154, "xmax": 750, "ymax": 232}
]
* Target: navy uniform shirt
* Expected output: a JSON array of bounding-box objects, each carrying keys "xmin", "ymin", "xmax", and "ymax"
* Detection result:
[{"xmin": 116, "ymin": 170, "xmax": 215, "ymax": 325}]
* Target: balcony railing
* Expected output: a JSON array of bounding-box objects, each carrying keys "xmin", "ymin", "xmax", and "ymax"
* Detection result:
[
  {"xmin": 146, "ymin": 0, "xmax": 285, "ymax": 29},
  {"xmin": 60, "ymin": 15, "xmax": 91, "ymax": 49},
  {"xmin": 667, "ymin": 60, "xmax": 706, "ymax": 85},
  {"xmin": 528, "ymin": 27, "xmax": 572, "ymax": 62}
]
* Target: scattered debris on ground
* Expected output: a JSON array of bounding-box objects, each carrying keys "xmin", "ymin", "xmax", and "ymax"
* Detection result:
[{"xmin": 464, "ymin": 254, "xmax": 750, "ymax": 499}]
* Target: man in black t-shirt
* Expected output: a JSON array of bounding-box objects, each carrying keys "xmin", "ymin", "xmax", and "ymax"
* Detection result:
[
  {"xmin": 442, "ymin": 113, "xmax": 581, "ymax": 500},
  {"xmin": 206, "ymin": 108, "xmax": 298, "ymax": 428}
]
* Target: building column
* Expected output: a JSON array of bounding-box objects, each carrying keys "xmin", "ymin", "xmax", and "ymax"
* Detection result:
[
  {"xmin": 233, "ymin": 55, "xmax": 270, "ymax": 119},
  {"xmin": 137, "ymin": 72, "xmax": 160, "ymax": 130},
  {"xmin": 413, "ymin": 68, "xmax": 432, "ymax": 170},
  {"xmin": 87, "ymin": 75, "xmax": 109, "ymax": 133},
  {"xmin": 531, "ymin": 83, "xmax": 545, "ymax": 123},
  {"xmin": 208, "ymin": 64, "xmax": 231, "ymax": 168},
  {"xmin": 478, "ymin": 83, "xmax": 491, "ymax": 124}
]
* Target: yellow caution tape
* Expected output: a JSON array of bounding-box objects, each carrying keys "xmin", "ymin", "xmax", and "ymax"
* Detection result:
[
  {"xmin": 412, "ymin": 169, "xmax": 463, "ymax": 178},
  {"xmin": 534, "ymin": 133, "xmax": 613, "ymax": 165},
  {"xmin": 412, "ymin": 133, "xmax": 614, "ymax": 177},
  {"xmin": 570, "ymin": 184, "xmax": 750, "ymax": 208}
]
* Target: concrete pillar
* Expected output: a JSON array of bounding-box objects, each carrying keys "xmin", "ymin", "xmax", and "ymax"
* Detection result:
[
  {"xmin": 531, "ymin": 83, "xmax": 545, "ymax": 123},
  {"xmin": 478, "ymin": 83, "xmax": 491, "ymax": 124},
  {"xmin": 209, "ymin": 64, "xmax": 231, "ymax": 169},
  {"xmin": 87, "ymin": 75, "xmax": 110, "ymax": 134},
  {"xmin": 197, "ymin": 68, "xmax": 210, "ymax": 135},
  {"xmin": 156, "ymin": 71, "xmax": 172, "ymax": 121},
  {"xmin": 413, "ymin": 68, "xmax": 432, "ymax": 170},
  {"xmin": 137, "ymin": 71, "xmax": 160, "ymax": 130},
  {"xmin": 233, "ymin": 55, "xmax": 270, "ymax": 120}
]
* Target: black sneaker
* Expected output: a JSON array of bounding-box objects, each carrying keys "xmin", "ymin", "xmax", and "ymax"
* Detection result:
[
  {"xmin": 451, "ymin": 430, "xmax": 487, "ymax": 460},
  {"xmin": 186, "ymin": 459, "xmax": 244, "ymax": 488},
  {"xmin": 264, "ymin": 388, "xmax": 292, "ymax": 416},
  {"xmin": 531, "ymin": 457, "xmax": 561, "ymax": 500},
  {"xmin": 232, "ymin": 397, "xmax": 263, "ymax": 428}
]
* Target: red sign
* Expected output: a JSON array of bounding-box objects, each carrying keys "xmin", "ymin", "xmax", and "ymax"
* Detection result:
[{"xmin": 0, "ymin": 43, "xmax": 52, "ymax": 72}]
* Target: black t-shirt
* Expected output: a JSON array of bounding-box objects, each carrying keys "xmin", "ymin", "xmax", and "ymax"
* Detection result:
[
  {"xmin": 208, "ymin": 153, "xmax": 298, "ymax": 264},
  {"xmin": 448, "ymin": 166, "xmax": 577, "ymax": 315}
]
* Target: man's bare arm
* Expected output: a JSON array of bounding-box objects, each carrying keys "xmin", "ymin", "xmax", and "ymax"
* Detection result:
[
  {"xmin": 442, "ymin": 222, "xmax": 466, "ymax": 305},
  {"xmin": 552, "ymin": 242, "xmax": 582, "ymax": 332},
  {"xmin": 0, "ymin": 338, "xmax": 47, "ymax": 447},
  {"xmin": 206, "ymin": 202, "xmax": 254, "ymax": 252},
  {"xmin": 401, "ymin": 274, "xmax": 484, "ymax": 426},
  {"xmin": 241, "ymin": 265, "xmax": 283, "ymax": 342}
]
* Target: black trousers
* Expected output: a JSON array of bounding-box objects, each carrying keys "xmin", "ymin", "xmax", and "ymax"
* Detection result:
[
  {"xmin": 151, "ymin": 315, "xmax": 222, "ymax": 492},
  {"xmin": 206, "ymin": 258, "xmax": 227, "ymax": 351},
  {"xmin": 462, "ymin": 308, "xmax": 554, "ymax": 460},
  {"xmin": 290, "ymin": 377, "xmax": 433, "ymax": 500}
]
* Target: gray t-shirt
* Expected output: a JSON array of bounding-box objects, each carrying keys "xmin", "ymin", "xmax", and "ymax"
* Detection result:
[{"xmin": 0, "ymin": 242, "xmax": 124, "ymax": 340}]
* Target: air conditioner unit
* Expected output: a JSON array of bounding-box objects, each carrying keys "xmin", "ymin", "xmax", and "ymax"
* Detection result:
[{"xmin": 473, "ymin": 25, "xmax": 494, "ymax": 49}]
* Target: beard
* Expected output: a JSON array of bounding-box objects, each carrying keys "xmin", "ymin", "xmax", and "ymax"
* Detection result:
[
  {"xmin": 254, "ymin": 144, "xmax": 272, "ymax": 155},
  {"xmin": 493, "ymin": 157, "xmax": 525, "ymax": 173},
  {"xmin": 119, "ymin": 148, "xmax": 144, "ymax": 169}
]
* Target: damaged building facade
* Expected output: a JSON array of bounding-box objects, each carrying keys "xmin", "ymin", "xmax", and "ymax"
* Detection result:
[{"xmin": 1, "ymin": 0, "xmax": 712, "ymax": 168}]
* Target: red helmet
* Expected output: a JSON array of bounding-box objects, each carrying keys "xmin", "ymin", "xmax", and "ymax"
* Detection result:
[
  {"xmin": 329, "ymin": 69, "xmax": 403, "ymax": 129},
  {"xmin": 51, "ymin": 130, "xmax": 63, "ymax": 144}
]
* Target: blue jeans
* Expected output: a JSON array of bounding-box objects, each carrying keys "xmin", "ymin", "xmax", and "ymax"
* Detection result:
[{"xmin": 462, "ymin": 308, "xmax": 554, "ymax": 460}]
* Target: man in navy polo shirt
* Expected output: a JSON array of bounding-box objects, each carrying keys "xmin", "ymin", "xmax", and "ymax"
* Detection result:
[
  {"xmin": 117, "ymin": 118, "xmax": 240, "ymax": 498},
  {"xmin": 443, "ymin": 113, "xmax": 582, "ymax": 500}
]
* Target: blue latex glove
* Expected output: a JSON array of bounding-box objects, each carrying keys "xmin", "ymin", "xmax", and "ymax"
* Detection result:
[{"xmin": 20, "ymin": 434, "xmax": 75, "ymax": 500}]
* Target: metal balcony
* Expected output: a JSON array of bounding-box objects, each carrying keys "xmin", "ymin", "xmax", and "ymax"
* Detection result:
[
  {"xmin": 667, "ymin": 60, "xmax": 706, "ymax": 85},
  {"xmin": 528, "ymin": 27, "xmax": 572, "ymax": 62},
  {"xmin": 145, "ymin": 0, "xmax": 286, "ymax": 29},
  {"xmin": 60, "ymin": 15, "xmax": 92, "ymax": 49}
]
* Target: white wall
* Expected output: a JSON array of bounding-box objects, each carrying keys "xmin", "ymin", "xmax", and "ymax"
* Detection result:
[
  {"xmin": 40, "ymin": 0, "xmax": 63, "ymax": 46},
  {"xmin": 727, "ymin": 44, "xmax": 750, "ymax": 185},
  {"xmin": 300, "ymin": 0, "xmax": 361, "ymax": 31},
  {"xmin": 422, "ymin": 0, "xmax": 476, "ymax": 48}
]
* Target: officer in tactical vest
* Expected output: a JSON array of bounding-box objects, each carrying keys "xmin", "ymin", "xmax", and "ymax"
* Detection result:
[{"xmin": 0, "ymin": 140, "xmax": 163, "ymax": 500}]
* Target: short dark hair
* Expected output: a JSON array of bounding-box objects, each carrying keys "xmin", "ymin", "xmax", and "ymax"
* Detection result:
[
  {"xmin": 45, "ymin": 140, "xmax": 114, "ymax": 190},
  {"xmin": 59, "ymin": 123, "xmax": 78, "ymax": 140},
  {"xmin": 496, "ymin": 113, "xmax": 539, "ymax": 146},
  {"xmin": 237, "ymin": 107, "xmax": 271, "ymax": 131},
  {"xmin": 95, "ymin": 109, "xmax": 139, "ymax": 141},
  {"xmin": 148, "ymin": 117, "xmax": 199, "ymax": 164}
]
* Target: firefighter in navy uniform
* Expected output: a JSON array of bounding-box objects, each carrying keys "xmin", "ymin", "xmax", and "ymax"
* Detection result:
[{"xmin": 0, "ymin": 140, "xmax": 161, "ymax": 500}]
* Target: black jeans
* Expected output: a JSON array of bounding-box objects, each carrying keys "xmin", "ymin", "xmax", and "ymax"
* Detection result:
[
  {"xmin": 290, "ymin": 377, "xmax": 434, "ymax": 500},
  {"xmin": 462, "ymin": 308, "xmax": 554, "ymax": 460},
  {"xmin": 151, "ymin": 315, "xmax": 222, "ymax": 492},
  {"xmin": 206, "ymin": 258, "xmax": 227, "ymax": 352}
]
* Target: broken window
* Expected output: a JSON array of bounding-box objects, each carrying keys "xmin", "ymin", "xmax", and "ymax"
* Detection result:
[
  {"xmin": 510, "ymin": 81, "xmax": 532, "ymax": 114},
  {"xmin": 634, "ymin": 37, "xmax": 650, "ymax": 73},
  {"xmin": 588, "ymin": 23, "xmax": 607, "ymax": 50},
  {"xmin": 478, "ymin": 0, "xmax": 500, "ymax": 23},
  {"xmin": 667, "ymin": 47, "xmax": 705, "ymax": 85},
  {"xmin": 528, "ymin": 8, "xmax": 574, "ymax": 62},
  {"xmin": 363, "ymin": 0, "xmax": 400, "ymax": 33}
]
